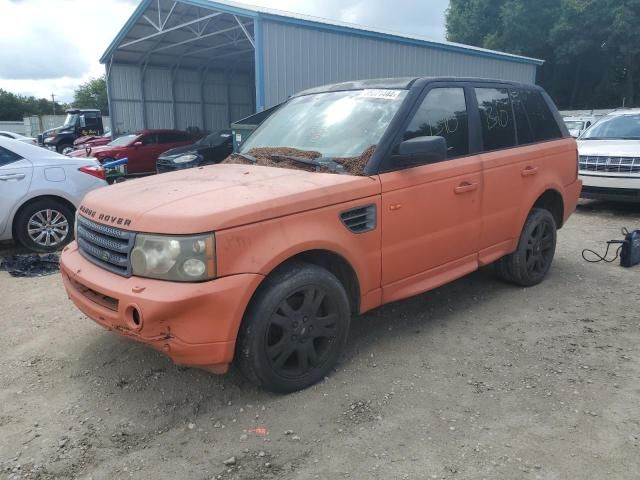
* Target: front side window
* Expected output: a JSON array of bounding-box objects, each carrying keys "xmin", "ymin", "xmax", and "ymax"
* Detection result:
[
  {"xmin": 0, "ymin": 146, "xmax": 22, "ymax": 166},
  {"xmin": 141, "ymin": 134, "xmax": 159, "ymax": 145},
  {"xmin": 159, "ymin": 132, "xmax": 184, "ymax": 143},
  {"xmin": 63, "ymin": 114, "xmax": 78, "ymax": 128},
  {"xmin": 403, "ymin": 87, "xmax": 469, "ymax": 159},
  {"xmin": 475, "ymin": 88, "xmax": 516, "ymax": 151}
]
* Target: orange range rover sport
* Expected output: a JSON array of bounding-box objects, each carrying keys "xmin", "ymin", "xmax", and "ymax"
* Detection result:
[{"xmin": 60, "ymin": 77, "xmax": 582, "ymax": 393}]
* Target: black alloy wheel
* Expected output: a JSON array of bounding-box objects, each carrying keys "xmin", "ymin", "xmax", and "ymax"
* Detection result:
[
  {"xmin": 492, "ymin": 208, "xmax": 557, "ymax": 287},
  {"xmin": 236, "ymin": 262, "xmax": 351, "ymax": 393}
]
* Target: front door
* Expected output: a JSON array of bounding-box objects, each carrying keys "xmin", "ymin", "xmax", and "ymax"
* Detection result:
[
  {"xmin": 380, "ymin": 86, "xmax": 483, "ymax": 303},
  {"xmin": 128, "ymin": 133, "xmax": 162, "ymax": 174},
  {"xmin": 0, "ymin": 146, "xmax": 33, "ymax": 236}
]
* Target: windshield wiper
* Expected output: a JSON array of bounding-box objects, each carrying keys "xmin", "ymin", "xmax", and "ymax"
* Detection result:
[
  {"xmin": 269, "ymin": 154, "xmax": 346, "ymax": 173},
  {"xmin": 230, "ymin": 152, "xmax": 257, "ymax": 163}
]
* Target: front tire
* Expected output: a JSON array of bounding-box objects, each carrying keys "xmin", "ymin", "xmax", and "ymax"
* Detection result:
[
  {"xmin": 236, "ymin": 262, "xmax": 351, "ymax": 393},
  {"xmin": 56, "ymin": 143, "xmax": 73, "ymax": 155},
  {"xmin": 15, "ymin": 199, "xmax": 74, "ymax": 253},
  {"xmin": 493, "ymin": 208, "xmax": 557, "ymax": 287}
]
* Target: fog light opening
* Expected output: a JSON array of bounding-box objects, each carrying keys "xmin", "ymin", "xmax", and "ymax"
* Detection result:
[
  {"xmin": 125, "ymin": 305, "xmax": 143, "ymax": 331},
  {"xmin": 132, "ymin": 308, "xmax": 141, "ymax": 326}
]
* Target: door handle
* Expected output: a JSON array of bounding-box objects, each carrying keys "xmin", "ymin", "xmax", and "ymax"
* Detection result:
[
  {"xmin": 521, "ymin": 166, "xmax": 539, "ymax": 177},
  {"xmin": 454, "ymin": 182, "xmax": 478, "ymax": 194},
  {"xmin": 0, "ymin": 173, "xmax": 26, "ymax": 181}
]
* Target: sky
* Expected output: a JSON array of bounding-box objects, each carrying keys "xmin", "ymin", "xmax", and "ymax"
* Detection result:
[{"xmin": 0, "ymin": 0, "xmax": 448, "ymax": 103}]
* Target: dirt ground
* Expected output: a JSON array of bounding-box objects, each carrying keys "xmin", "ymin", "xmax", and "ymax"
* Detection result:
[{"xmin": 1, "ymin": 200, "xmax": 639, "ymax": 480}]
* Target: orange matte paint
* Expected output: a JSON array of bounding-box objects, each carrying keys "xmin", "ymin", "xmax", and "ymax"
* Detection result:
[{"xmin": 60, "ymin": 138, "xmax": 581, "ymax": 373}]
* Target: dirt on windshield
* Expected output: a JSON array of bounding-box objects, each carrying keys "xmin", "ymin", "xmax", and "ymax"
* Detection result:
[{"xmin": 221, "ymin": 145, "xmax": 376, "ymax": 176}]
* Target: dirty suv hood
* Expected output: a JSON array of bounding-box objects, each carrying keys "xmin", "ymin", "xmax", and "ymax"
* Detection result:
[{"xmin": 79, "ymin": 164, "xmax": 380, "ymax": 233}]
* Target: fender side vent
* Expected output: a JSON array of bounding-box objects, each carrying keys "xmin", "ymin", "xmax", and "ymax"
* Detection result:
[{"xmin": 340, "ymin": 205, "xmax": 377, "ymax": 234}]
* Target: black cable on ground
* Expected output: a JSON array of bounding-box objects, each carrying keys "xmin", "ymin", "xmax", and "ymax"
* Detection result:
[{"xmin": 581, "ymin": 227, "xmax": 629, "ymax": 264}]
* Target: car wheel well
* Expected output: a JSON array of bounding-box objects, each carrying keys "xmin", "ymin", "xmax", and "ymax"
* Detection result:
[
  {"xmin": 12, "ymin": 195, "xmax": 76, "ymax": 237},
  {"xmin": 532, "ymin": 190, "xmax": 564, "ymax": 228},
  {"xmin": 254, "ymin": 250, "xmax": 360, "ymax": 315}
]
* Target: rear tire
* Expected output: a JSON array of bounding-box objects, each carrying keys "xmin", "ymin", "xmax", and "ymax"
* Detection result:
[
  {"xmin": 15, "ymin": 199, "xmax": 75, "ymax": 253},
  {"xmin": 236, "ymin": 261, "xmax": 351, "ymax": 393},
  {"xmin": 493, "ymin": 208, "xmax": 557, "ymax": 287}
]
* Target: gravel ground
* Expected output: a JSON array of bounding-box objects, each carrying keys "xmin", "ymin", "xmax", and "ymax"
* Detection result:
[{"xmin": 0, "ymin": 200, "xmax": 639, "ymax": 480}]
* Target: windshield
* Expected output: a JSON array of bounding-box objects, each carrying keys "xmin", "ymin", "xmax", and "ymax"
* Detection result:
[
  {"xmin": 240, "ymin": 89, "xmax": 408, "ymax": 159},
  {"xmin": 565, "ymin": 121, "xmax": 584, "ymax": 130},
  {"xmin": 582, "ymin": 114, "xmax": 640, "ymax": 139},
  {"xmin": 108, "ymin": 134, "xmax": 137, "ymax": 147},
  {"xmin": 198, "ymin": 130, "xmax": 231, "ymax": 147},
  {"xmin": 63, "ymin": 113, "xmax": 78, "ymax": 128}
]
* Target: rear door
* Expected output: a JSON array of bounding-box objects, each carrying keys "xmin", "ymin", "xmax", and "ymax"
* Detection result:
[
  {"xmin": 476, "ymin": 87, "xmax": 565, "ymax": 265},
  {"xmin": 0, "ymin": 145, "xmax": 33, "ymax": 237},
  {"xmin": 379, "ymin": 85, "xmax": 483, "ymax": 303}
]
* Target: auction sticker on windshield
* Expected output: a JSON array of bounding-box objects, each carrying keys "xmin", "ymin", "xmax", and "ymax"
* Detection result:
[{"xmin": 358, "ymin": 89, "xmax": 403, "ymax": 100}]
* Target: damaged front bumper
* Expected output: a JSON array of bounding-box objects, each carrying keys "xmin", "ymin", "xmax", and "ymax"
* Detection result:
[{"xmin": 60, "ymin": 242, "xmax": 263, "ymax": 373}]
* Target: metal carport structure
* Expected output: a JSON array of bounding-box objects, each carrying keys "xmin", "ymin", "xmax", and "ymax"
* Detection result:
[{"xmin": 102, "ymin": 0, "xmax": 544, "ymax": 135}]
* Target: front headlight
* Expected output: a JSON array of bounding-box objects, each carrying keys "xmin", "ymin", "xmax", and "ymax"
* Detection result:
[
  {"xmin": 130, "ymin": 233, "xmax": 215, "ymax": 282},
  {"xmin": 173, "ymin": 154, "xmax": 199, "ymax": 164},
  {"xmin": 44, "ymin": 136, "xmax": 56, "ymax": 143}
]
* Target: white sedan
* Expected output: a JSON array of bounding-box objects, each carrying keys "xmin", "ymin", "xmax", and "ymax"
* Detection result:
[
  {"xmin": 0, "ymin": 131, "xmax": 37, "ymax": 145},
  {"xmin": 0, "ymin": 137, "xmax": 107, "ymax": 252}
]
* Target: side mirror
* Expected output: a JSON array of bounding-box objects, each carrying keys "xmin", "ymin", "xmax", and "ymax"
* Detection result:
[
  {"xmin": 133, "ymin": 141, "xmax": 143, "ymax": 148},
  {"xmin": 395, "ymin": 136, "xmax": 447, "ymax": 167}
]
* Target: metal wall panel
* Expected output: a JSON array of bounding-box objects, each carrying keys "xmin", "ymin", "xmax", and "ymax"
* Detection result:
[
  {"xmin": 261, "ymin": 20, "xmax": 537, "ymax": 108},
  {"xmin": 108, "ymin": 63, "xmax": 254, "ymax": 134}
]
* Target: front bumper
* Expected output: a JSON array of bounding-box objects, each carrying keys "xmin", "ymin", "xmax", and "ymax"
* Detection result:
[
  {"xmin": 60, "ymin": 242, "xmax": 263, "ymax": 372},
  {"xmin": 579, "ymin": 173, "xmax": 640, "ymax": 201}
]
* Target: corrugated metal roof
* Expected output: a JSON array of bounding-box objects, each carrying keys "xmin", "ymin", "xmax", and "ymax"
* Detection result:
[{"xmin": 101, "ymin": 0, "xmax": 544, "ymax": 66}]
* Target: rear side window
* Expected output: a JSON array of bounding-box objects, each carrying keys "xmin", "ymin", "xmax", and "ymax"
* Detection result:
[
  {"xmin": 404, "ymin": 87, "xmax": 469, "ymax": 159},
  {"xmin": 475, "ymin": 88, "xmax": 516, "ymax": 151},
  {"xmin": 0, "ymin": 146, "xmax": 22, "ymax": 166},
  {"xmin": 519, "ymin": 90, "xmax": 562, "ymax": 142},
  {"xmin": 510, "ymin": 89, "xmax": 534, "ymax": 145}
]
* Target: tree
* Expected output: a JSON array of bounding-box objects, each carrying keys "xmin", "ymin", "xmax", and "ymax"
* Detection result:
[
  {"xmin": 72, "ymin": 76, "xmax": 108, "ymax": 114},
  {"xmin": 0, "ymin": 89, "xmax": 67, "ymax": 121},
  {"xmin": 446, "ymin": 0, "xmax": 639, "ymax": 109}
]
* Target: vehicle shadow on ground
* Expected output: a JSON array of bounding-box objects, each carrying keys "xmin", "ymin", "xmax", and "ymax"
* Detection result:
[
  {"xmin": 73, "ymin": 267, "xmax": 515, "ymax": 411},
  {"xmin": 0, "ymin": 240, "xmax": 30, "ymax": 256},
  {"xmin": 577, "ymin": 199, "xmax": 640, "ymax": 219}
]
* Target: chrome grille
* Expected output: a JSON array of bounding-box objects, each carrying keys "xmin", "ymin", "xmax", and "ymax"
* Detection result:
[
  {"xmin": 76, "ymin": 215, "xmax": 134, "ymax": 276},
  {"xmin": 579, "ymin": 155, "xmax": 640, "ymax": 174}
]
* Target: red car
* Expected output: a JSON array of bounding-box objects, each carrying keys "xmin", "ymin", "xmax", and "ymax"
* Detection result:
[
  {"xmin": 69, "ymin": 129, "xmax": 195, "ymax": 175},
  {"xmin": 73, "ymin": 131, "xmax": 113, "ymax": 149}
]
